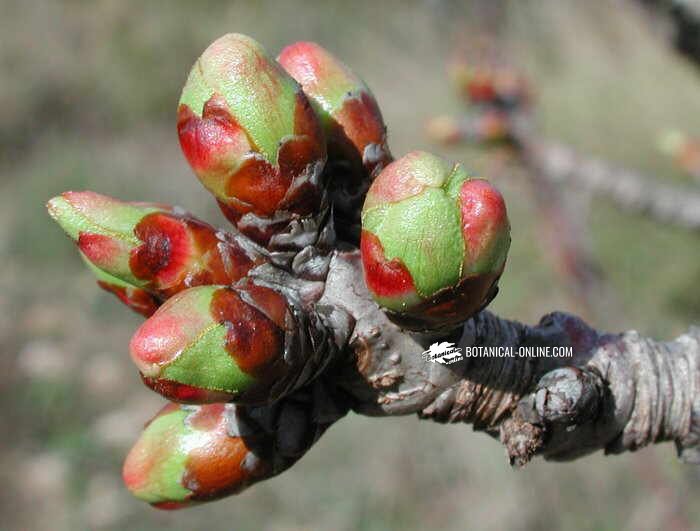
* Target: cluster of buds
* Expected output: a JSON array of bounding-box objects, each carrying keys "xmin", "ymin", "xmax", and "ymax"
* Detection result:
[
  {"xmin": 48, "ymin": 32, "xmax": 510, "ymax": 507},
  {"xmin": 425, "ymin": 54, "xmax": 532, "ymax": 147},
  {"xmin": 178, "ymin": 34, "xmax": 390, "ymax": 249}
]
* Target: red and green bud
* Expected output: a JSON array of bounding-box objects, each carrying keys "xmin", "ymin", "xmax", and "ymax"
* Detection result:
[
  {"xmin": 123, "ymin": 403, "xmax": 269, "ymax": 508},
  {"xmin": 278, "ymin": 42, "xmax": 392, "ymax": 241},
  {"xmin": 130, "ymin": 282, "xmax": 291, "ymax": 404},
  {"xmin": 47, "ymin": 191, "xmax": 265, "ymax": 300},
  {"xmin": 177, "ymin": 34, "xmax": 327, "ymax": 245},
  {"xmin": 361, "ymin": 151, "xmax": 510, "ymax": 330},
  {"xmin": 278, "ymin": 41, "xmax": 391, "ymax": 177}
]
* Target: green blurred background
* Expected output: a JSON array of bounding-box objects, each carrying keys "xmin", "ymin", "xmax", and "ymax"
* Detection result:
[{"xmin": 2, "ymin": 1, "xmax": 700, "ymax": 529}]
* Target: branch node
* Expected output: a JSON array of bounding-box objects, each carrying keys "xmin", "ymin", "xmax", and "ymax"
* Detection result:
[{"xmin": 499, "ymin": 415, "xmax": 545, "ymax": 468}]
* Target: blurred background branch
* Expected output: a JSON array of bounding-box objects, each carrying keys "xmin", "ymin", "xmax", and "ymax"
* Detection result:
[
  {"xmin": 3, "ymin": 0, "xmax": 700, "ymax": 529},
  {"xmin": 638, "ymin": 0, "xmax": 700, "ymax": 67}
]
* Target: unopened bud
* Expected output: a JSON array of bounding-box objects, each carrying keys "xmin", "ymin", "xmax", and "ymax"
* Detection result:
[
  {"xmin": 130, "ymin": 283, "xmax": 291, "ymax": 404},
  {"xmin": 278, "ymin": 41, "xmax": 392, "ymax": 241},
  {"xmin": 178, "ymin": 34, "xmax": 327, "ymax": 244},
  {"xmin": 123, "ymin": 403, "xmax": 269, "ymax": 508},
  {"xmin": 47, "ymin": 191, "xmax": 264, "ymax": 299},
  {"xmin": 361, "ymin": 151, "xmax": 510, "ymax": 330}
]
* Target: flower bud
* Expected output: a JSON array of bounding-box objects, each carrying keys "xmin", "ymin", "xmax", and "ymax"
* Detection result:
[
  {"xmin": 130, "ymin": 282, "xmax": 291, "ymax": 404},
  {"xmin": 84, "ymin": 258, "xmax": 160, "ymax": 317},
  {"xmin": 278, "ymin": 41, "xmax": 391, "ymax": 175},
  {"xmin": 177, "ymin": 34, "xmax": 327, "ymax": 245},
  {"xmin": 278, "ymin": 41, "xmax": 392, "ymax": 241},
  {"xmin": 361, "ymin": 151, "xmax": 510, "ymax": 330},
  {"xmin": 123, "ymin": 403, "xmax": 269, "ymax": 508},
  {"xmin": 47, "ymin": 191, "xmax": 264, "ymax": 299}
]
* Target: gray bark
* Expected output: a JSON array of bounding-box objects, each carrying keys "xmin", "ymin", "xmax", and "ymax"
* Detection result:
[{"xmin": 314, "ymin": 251, "xmax": 700, "ymax": 467}]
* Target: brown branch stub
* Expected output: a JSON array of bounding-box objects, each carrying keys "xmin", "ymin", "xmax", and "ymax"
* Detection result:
[{"xmin": 325, "ymin": 251, "xmax": 700, "ymax": 466}]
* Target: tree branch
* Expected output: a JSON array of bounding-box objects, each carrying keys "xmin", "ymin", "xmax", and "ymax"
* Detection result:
[
  {"xmin": 529, "ymin": 139, "xmax": 700, "ymax": 231},
  {"xmin": 317, "ymin": 251, "xmax": 700, "ymax": 466},
  {"xmin": 436, "ymin": 107, "xmax": 700, "ymax": 233}
]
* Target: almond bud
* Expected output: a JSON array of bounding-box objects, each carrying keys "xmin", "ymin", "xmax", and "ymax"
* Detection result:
[
  {"xmin": 178, "ymin": 34, "xmax": 327, "ymax": 245},
  {"xmin": 278, "ymin": 41, "xmax": 392, "ymax": 242},
  {"xmin": 129, "ymin": 283, "xmax": 291, "ymax": 404},
  {"xmin": 123, "ymin": 403, "xmax": 269, "ymax": 508},
  {"xmin": 361, "ymin": 151, "xmax": 510, "ymax": 330},
  {"xmin": 47, "ymin": 191, "xmax": 264, "ymax": 299}
]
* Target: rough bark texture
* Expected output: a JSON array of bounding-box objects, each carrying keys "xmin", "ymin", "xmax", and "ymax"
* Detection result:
[{"xmin": 302, "ymin": 250, "xmax": 700, "ymax": 467}]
